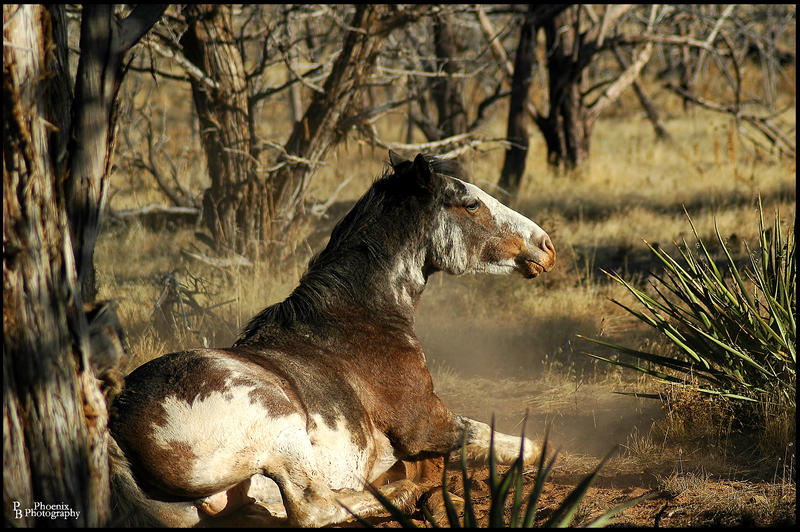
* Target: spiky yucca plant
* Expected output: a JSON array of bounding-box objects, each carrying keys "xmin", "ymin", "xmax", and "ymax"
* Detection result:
[
  {"xmin": 582, "ymin": 202, "xmax": 795, "ymax": 409},
  {"xmin": 347, "ymin": 424, "xmax": 648, "ymax": 528}
]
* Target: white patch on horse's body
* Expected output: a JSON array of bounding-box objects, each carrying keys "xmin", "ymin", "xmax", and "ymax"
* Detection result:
[
  {"xmin": 307, "ymin": 414, "xmax": 373, "ymax": 489},
  {"xmin": 152, "ymin": 386, "xmax": 305, "ymax": 490},
  {"xmin": 306, "ymin": 414, "xmax": 398, "ymax": 489},
  {"xmin": 387, "ymin": 251, "xmax": 426, "ymax": 307}
]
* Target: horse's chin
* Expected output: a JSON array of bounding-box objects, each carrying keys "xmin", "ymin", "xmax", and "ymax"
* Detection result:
[{"xmin": 516, "ymin": 260, "xmax": 544, "ymax": 279}]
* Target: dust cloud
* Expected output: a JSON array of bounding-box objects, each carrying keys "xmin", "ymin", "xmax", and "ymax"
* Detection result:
[{"xmin": 415, "ymin": 280, "xmax": 664, "ymax": 458}]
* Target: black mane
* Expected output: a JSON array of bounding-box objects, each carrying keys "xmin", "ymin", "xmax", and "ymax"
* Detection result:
[{"xmin": 234, "ymin": 154, "xmax": 467, "ymax": 345}]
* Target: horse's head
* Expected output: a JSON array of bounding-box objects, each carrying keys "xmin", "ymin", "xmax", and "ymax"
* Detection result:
[{"xmin": 390, "ymin": 152, "xmax": 556, "ymax": 279}]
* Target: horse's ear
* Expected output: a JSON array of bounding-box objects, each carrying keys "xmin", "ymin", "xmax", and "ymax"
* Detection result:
[
  {"xmin": 389, "ymin": 150, "xmax": 413, "ymax": 176},
  {"xmin": 389, "ymin": 150, "xmax": 407, "ymax": 168},
  {"xmin": 412, "ymin": 153, "xmax": 433, "ymax": 187}
]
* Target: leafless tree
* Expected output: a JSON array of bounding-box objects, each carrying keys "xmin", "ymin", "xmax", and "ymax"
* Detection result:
[
  {"xmin": 131, "ymin": 5, "xmax": 428, "ymax": 256},
  {"xmin": 116, "ymin": 4, "xmax": 794, "ymax": 243},
  {"xmin": 485, "ymin": 4, "xmax": 794, "ymax": 193}
]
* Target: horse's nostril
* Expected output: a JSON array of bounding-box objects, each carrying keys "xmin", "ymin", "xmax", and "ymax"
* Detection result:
[
  {"xmin": 539, "ymin": 236, "xmax": 556, "ymax": 271},
  {"xmin": 543, "ymin": 237, "xmax": 555, "ymax": 253}
]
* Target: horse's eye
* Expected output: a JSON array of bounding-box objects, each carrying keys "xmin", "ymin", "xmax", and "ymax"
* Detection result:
[{"xmin": 465, "ymin": 200, "xmax": 481, "ymax": 212}]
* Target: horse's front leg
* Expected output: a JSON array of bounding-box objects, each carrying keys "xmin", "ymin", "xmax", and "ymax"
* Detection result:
[{"xmin": 455, "ymin": 415, "xmax": 543, "ymax": 466}]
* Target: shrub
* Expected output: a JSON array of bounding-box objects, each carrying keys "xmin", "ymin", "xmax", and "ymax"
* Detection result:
[{"xmin": 581, "ymin": 202, "xmax": 795, "ymax": 409}]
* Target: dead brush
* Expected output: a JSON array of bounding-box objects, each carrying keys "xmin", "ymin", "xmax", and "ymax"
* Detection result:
[
  {"xmin": 657, "ymin": 385, "xmax": 737, "ymax": 449},
  {"xmin": 150, "ymin": 270, "xmax": 236, "ymax": 346}
]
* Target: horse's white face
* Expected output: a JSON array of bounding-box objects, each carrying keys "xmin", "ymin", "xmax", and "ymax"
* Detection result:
[{"xmin": 428, "ymin": 174, "xmax": 556, "ymax": 278}]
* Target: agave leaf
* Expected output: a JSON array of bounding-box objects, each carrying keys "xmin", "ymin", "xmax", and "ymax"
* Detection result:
[
  {"xmin": 420, "ymin": 505, "xmax": 442, "ymax": 528},
  {"xmin": 510, "ymin": 458, "xmax": 524, "ymax": 527},
  {"xmin": 582, "ymin": 351, "xmax": 718, "ymax": 387},
  {"xmin": 605, "ymin": 282, "xmax": 712, "ymax": 370},
  {"xmin": 603, "ymin": 269, "xmax": 674, "ymax": 318},
  {"xmin": 584, "ymin": 494, "xmax": 655, "ymax": 528},
  {"xmin": 578, "ymin": 335, "xmax": 723, "ymax": 377},
  {"xmin": 678, "ymin": 319, "xmax": 771, "ymax": 376},
  {"xmin": 716, "ymin": 227, "xmax": 757, "ymax": 310},
  {"xmin": 488, "ymin": 416, "xmax": 498, "ymax": 494},
  {"xmin": 509, "ymin": 417, "xmax": 528, "ymax": 527},
  {"xmin": 441, "ymin": 450, "xmax": 462, "ymax": 528},
  {"xmin": 542, "ymin": 450, "xmax": 615, "ymax": 527},
  {"xmin": 608, "ymin": 297, "xmax": 662, "ymax": 329},
  {"xmin": 489, "ymin": 458, "xmax": 520, "ymax": 527},
  {"xmin": 460, "ymin": 440, "xmax": 476, "ymax": 528},
  {"xmin": 683, "ymin": 207, "xmax": 724, "ymax": 281},
  {"xmin": 522, "ymin": 434, "xmax": 559, "ymax": 528},
  {"xmin": 752, "ymin": 263, "xmax": 793, "ymax": 351}
]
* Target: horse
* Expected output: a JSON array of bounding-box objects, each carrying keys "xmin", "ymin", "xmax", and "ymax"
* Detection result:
[{"xmin": 108, "ymin": 152, "xmax": 556, "ymax": 527}]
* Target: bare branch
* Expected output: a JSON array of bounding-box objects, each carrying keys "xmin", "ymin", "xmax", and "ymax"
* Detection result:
[
  {"xmin": 587, "ymin": 41, "xmax": 653, "ymax": 126},
  {"xmin": 475, "ymin": 5, "xmax": 514, "ymax": 77},
  {"xmin": 596, "ymin": 4, "xmax": 633, "ymax": 47},
  {"xmin": 691, "ymin": 4, "xmax": 737, "ymax": 86},
  {"xmin": 118, "ymin": 4, "xmax": 168, "ymax": 52},
  {"xmin": 144, "ymin": 37, "xmax": 219, "ymax": 89},
  {"xmin": 613, "ymin": 32, "xmax": 731, "ymax": 53},
  {"xmin": 665, "ymin": 83, "xmax": 795, "ymax": 156}
]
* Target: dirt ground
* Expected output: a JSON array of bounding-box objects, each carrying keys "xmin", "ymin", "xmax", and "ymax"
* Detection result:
[{"xmin": 354, "ymin": 381, "xmax": 797, "ymax": 528}]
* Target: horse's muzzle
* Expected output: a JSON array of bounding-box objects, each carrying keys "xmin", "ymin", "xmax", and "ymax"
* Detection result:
[{"xmin": 515, "ymin": 238, "xmax": 556, "ymax": 279}]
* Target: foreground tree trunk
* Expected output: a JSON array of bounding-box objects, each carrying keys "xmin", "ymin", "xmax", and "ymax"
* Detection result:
[
  {"xmin": 3, "ymin": 4, "xmax": 163, "ymax": 526},
  {"xmin": 4, "ymin": 5, "xmax": 107, "ymax": 525}
]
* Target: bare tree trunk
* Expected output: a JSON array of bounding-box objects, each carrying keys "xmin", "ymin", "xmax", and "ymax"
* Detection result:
[
  {"xmin": 539, "ymin": 7, "xmax": 591, "ymax": 170},
  {"xmin": 498, "ymin": 5, "xmax": 538, "ymax": 197},
  {"xmin": 3, "ymin": 4, "xmax": 163, "ymax": 526},
  {"xmin": 66, "ymin": 4, "xmax": 167, "ymax": 302},
  {"xmin": 182, "ymin": 4, "xmax": 266, "ymax": 256},
  {"xmin": 431, "ymin": 9, "xmax": 467, "ymax": 139},
  {"xmin": 269, "ymin": 4, "xmax": 392, "ymax": 238},
  {"xmin": 4, "ymin": 5, "xmax": 103, "ymax": 526}
]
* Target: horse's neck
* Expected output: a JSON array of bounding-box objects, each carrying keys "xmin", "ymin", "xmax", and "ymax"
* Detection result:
[{"xmin": 303, "ymin": 243, "xmax": 428, "ymax": 328}]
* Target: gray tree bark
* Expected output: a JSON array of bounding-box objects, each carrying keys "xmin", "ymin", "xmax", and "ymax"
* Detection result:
[
  {"xmin": 66, "ymin": 4, "xmax": 167, "ymax": 302},
  {"xmin": 3, "ymin": 4, "xmax": 164, "ymax": 526}
]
